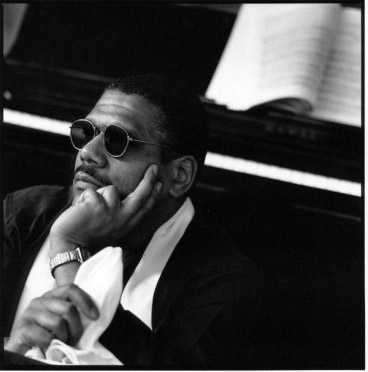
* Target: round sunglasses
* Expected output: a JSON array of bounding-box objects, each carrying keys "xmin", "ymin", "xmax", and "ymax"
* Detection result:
[{"xmin": 70, "ymin": 118, "xmax": 168, "ymax": 158}]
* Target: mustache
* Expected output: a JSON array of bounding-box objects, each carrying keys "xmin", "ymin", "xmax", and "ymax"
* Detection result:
[{"xmin": 74, "ymin": 164, "xmax": 108, "ymax": 186}]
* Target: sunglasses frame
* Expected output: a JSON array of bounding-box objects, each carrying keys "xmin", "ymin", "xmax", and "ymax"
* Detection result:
[{"xmin": 70, "ymin": 118, "xmax": 168, "ymax": 158}]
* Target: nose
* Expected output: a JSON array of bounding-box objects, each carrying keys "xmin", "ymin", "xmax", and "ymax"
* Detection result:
[{"xmin": 79, "ymin": 133, "xmax": 107, "ymax": 167}]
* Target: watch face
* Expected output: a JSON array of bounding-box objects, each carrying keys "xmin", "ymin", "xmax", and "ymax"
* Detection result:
[
  {"xmin": 82, "ymin": 250, "xmax": 91, "ymax": 260},
  {"xmin": 76, "ymin": 247, "xmax": 90, "ymax": 262},
  {"xmin": 75, "ymin": 247, "xmax": 83, "ymax": 262}
]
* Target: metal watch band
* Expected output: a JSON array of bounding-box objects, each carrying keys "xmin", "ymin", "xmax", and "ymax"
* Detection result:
[{"xmin": 49, "ymin": 247, "xmax": 90, "ymax": 277}]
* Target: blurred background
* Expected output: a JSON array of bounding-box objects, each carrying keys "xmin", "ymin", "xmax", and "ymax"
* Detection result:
[{"xmin": 3, "ymin": 3, "xmax": 363, "ymax": 369}]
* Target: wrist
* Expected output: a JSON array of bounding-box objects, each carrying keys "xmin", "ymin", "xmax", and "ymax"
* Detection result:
[
  {"xmin": 48, "ymin": 235, "xmax": 78, "ymax": 258},
  {"xmin": 49, "ymin": 246, "xmax": 91, "ymax": 279},
  {"xmin": 53, "ymin": 261, "xmax": 80, "ymax": 285}
]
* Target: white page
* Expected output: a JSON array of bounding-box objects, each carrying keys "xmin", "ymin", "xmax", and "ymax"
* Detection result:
[
  {"xmin": 206, "ymin": 3, "xmax": 341, "ymax": 111},
  {"xmin": 310, "ymin": 8, "xmax": 361, "ymax": 127},
  {"xmin": 206, "ymin": 5, "xmax": 262, "ymax": 110}
]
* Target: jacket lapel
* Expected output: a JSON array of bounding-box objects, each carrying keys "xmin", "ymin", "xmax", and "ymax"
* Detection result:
[{"xmin": 151, "ymin": 215, "xmax": 204, "ymax": 332}]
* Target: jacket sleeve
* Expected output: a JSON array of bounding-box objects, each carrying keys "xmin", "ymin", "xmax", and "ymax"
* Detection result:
[
  {"xmin": 3, "ymin": 191, "xmax": 21, "ymax": 273},
  {"xmin": 2, "ymin": 185, "xmax": 70, "ymax": 335},
  {"xmin": 3, "ymin": 191, "xmax": 27, "ymax": 335},
  {"xmin": 100, "ymin": 263, "xmax": 263, "ymax": 368}
]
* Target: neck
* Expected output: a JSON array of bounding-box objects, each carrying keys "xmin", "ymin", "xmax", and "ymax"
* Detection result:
[{"xmin": 123, "ymin": 196, "xmax": 186, "ymax": 252}]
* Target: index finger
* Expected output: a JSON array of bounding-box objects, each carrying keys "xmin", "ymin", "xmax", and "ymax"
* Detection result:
[
  {"xmin": 121, "ymin": 164, "xmax": 159, "ymax": 217},
  {"xmin": 43, "ymin": 284, "xmax": 99, "ymax": 320},
  {"xmin": 96, "ymin": 185, "xmax": 121, "ymax": 208}
]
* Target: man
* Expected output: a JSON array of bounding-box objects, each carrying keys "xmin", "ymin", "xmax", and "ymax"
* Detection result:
[{"xmin": 3, "ymin": 75, "xmax": 262, "ymax": 367}]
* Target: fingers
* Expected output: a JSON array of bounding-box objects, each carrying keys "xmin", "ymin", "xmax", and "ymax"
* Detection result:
[
  {"xmin": 128, "ymin": 181, "xmax": 162, "ymax": 228},
  {"xmin": 26, "ymin": 323, "xmax": 53, "ymax": 350},
  {"xmin": 78, "ymin": 188, "xmax": 107, "ymax": 209},
  {"xmin": 96, "ymin": 185, "xmax": 121, "ymax": 208},
  {"xmin": 8, "ymin": 285, "xmax": 95, "ymax": 353},
  {"xmin": 78, "ymin": 187, "xmax": 121, "ymax": 214},
  {"xmin": 59, "ymin": 302, "xmax": 83, "ymax": 344},
  {"xmin": 30, "ymin": 297, "xmax": 83, "ymax": 345},
  {"xmin": 121, "ymin": 164, "xmax": 161, "ymax": 220},
  {"xmin": 26, "ymin": 304, "xmax": 69, "ymax": 343},
  {"xmin": 126, "ymin": 164, "xmax": 158, "ymax": 206},
  {"xmin": 49, "ymin": 163, "xmax": 163, "ymax": 252},
  {"xmin": 7, "ymin": 322, "xmax": 53, "ymax": 354},
  {"xmin": 44, "ymin": 284, "xmax": 99, "ymax": 320}
]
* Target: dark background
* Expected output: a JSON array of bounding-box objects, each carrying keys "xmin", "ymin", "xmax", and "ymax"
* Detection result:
[{"xmin": 3, "ymin": 3, "xmax": 364, "ymax": 369}]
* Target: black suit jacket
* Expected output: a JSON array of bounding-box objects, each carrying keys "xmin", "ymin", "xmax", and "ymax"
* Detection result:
[{"xmin": 3, "ymin": 185, "xmax": 262, "ymax": 368}]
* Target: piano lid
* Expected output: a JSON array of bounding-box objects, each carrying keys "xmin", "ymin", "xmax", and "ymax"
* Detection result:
[{"xmin": 7, "ymin": 3, "xmax": 235, "ymax": 95}]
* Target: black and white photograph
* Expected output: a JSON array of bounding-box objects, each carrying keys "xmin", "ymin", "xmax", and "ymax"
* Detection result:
[{"xmin": 2, "ymin": 2, "xmax": 363, "ymax": 369}]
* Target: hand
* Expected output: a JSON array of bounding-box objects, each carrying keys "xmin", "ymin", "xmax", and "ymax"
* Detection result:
[
  {"xmin": 49, "ymin": 164, "xmax": 162, "ymax": 255},
  {"xmin": 5, "ymin": 284, "xmax": 98, "ymax": 355}
]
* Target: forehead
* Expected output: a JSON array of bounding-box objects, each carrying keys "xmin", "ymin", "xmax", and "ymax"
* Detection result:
[{"xmin": 86, "ymin": 89, "xmax": 161, "ymax": 138}]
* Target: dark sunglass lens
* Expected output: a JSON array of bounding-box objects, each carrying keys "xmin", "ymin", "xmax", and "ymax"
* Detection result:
[
  {"xmin": 71, "ymin": 120, "xmax": 94, "ymax": 149},
  {"xmin": 105, "ymin": 126, "xmax": 128, "ymax": 156}
]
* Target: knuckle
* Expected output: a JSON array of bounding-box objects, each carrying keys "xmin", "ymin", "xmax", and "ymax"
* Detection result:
[
  {"xmin": 47, "ymin": 313, "xmax": 61, "ymax": 329},
  {"xmin": 58, "ymin": 283, "xmax": 76, "ymax": 296},
  {"xmin": 27, "ymin": 298, "xmax": 42, "ymax": 313},
  {"xmin": 42, "ymin": 289, "xmax": 54, "ymax": 298},
  {"xmin": 67, "ymin": 283, "xmax": 83, "ymax": 297},
  {"xmin": 30, "ymin": 297, "xmax": 42, "ymax": 307}
]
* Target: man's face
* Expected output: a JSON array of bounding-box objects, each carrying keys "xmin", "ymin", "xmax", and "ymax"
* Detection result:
[{"xmin": 72, "ymin": 89, "xmax": 164, "ymax": 201}]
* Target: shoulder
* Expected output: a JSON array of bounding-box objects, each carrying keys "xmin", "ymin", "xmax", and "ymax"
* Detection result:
[
  {"xmin": 180, "ymin": 212, "xmax": 263, "ymax": 294},
  {"xmin": 4, "ymin": 185, "xmax": 71, "ymax": 225},
  {"xmin": 5, "ymin": 184, "xmax": 67, "ymax": 202}
]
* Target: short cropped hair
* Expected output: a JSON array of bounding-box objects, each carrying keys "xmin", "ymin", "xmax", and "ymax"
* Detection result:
[{"xmin": 105, "ymin": 74, "xmax": 209, "ymax": 176}]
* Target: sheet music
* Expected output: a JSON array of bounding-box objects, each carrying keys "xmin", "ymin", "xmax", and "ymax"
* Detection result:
[
  {"xmin": 206, "ymin": 4, "xmax": 341, "ymax": 111},
  {"xmin": 310, "ymin": 8, "xmax": 361, "ymax": 127}
]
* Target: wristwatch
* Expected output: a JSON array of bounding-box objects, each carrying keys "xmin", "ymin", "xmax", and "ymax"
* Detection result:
[{"xmin": 49, "ymin": 247, "xmax": 90, "ymax": 277}]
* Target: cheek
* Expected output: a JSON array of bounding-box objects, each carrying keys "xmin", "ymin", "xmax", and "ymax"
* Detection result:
[{"xmin": 109, "ymin": 162, "xmax": 150, "ymax": 198}]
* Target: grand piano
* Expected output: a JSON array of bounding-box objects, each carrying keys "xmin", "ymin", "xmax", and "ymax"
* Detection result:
[{"xmin": 3, "ymin": 3, "xmax": 363, "ymax": 369}]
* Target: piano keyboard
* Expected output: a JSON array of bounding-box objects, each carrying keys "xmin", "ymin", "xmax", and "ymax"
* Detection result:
[{"xmin": 4, "ymin": 108, "xmax": 361, "ymax": 197}]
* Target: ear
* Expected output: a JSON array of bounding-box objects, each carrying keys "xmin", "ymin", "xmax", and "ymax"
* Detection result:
[{"xmin": 168, "ymin": 156, "xmax": 198, "ymax": 198}]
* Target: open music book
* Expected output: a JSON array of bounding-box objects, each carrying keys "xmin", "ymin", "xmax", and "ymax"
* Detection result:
[{"xmin": 205, "ymin": 4, "xmax": 361, "ymax": 127}]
